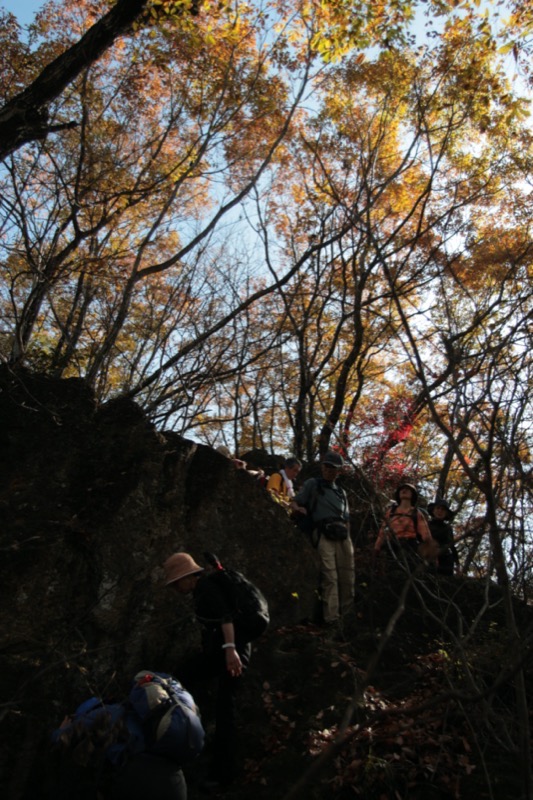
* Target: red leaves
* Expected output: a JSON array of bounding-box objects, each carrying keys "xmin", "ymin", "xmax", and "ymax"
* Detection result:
[{"xmin": 354, "ymin": 394, "xmax": 419, "ymax": 488}]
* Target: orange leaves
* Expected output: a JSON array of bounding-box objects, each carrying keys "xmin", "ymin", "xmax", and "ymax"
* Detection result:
[
  {"xmin": 260, "ymin": 682, "xmax": 299, "ymax": 755},
  {"xmin": 452, "ymin": 222, "xmax": 532, "ymax": 290},
  {"xmin": 317, "ymin": 681, "xmax": 478, "ymax": 796}
]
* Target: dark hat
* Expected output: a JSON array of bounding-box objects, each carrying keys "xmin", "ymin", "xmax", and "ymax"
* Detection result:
[
  {"xmin": 428, "ymin": 499, "xmax": 455, "ymax": 521},
  {"xmin": 394, "ymin": 483, "xmax": 418, "ymax": 504},
  {"xmin": 322, "ymin": 450, "xmax": 344, "ymax": 468}
]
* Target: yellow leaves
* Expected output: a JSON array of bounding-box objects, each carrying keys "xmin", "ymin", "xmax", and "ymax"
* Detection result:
[
  {"xmin": 465, "ymin": 227, "xmax": 531, "ymax": 282},
  {"xmin": 273, "ymin": 0, "xmax": 416, "ymax": 63},
  {"xmin": 498, "ymin": 39, "xmax": 517, "ymax": 56},
  {"xmin": 133, "ymin": 0, "xmax": 206, "ymax": 33},
  {"xmin": 147, "ymin": 0, "xmax": 197, "ymax": 15}
]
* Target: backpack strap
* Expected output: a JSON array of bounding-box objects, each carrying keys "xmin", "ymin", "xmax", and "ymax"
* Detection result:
[
  {"xmin": 308, "ymin": 478, "xmax": 321, "ymax": 515},
  {"xmin": 389, "ymin": 503, "xmax": 421, "ymax": 540},
  {"xmin": 296, "ymin": 478, "xmax": 322, "ymax": 547},
  {"xmin": 337, "ymin": 486, "xmax": 348, "ymax": 519},
  {"xmin": 412, "ymin": 508, "xmax": 421, "ymax": 540}
]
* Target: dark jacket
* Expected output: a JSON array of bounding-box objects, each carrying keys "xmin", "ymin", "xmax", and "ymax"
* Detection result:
[
  {"xmin": 193, "ymin": 573, "xmax": 235, "ymax": 629},
  {"xmin": 428, "ymin": 518, "xmax": 459, "ymax": 564}
]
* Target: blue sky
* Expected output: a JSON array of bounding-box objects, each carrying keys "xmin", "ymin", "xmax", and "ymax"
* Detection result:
[{"xmin": 1, "ymin": 0, "xmax": 43, "ymax": 25}]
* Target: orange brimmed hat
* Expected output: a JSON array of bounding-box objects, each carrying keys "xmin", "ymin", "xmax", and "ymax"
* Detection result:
[{"xmin": 163, "ymin": 553, "xmax": 204, "ymax": 585}]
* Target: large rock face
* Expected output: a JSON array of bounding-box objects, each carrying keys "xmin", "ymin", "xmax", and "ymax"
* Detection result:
[
  {"xmin": 3, "ymin": 370, "xmax": 532, "ymax": 800},
  {"xmin": 0, "ymin": 368, "xmax": 317, "ymax": 799}
]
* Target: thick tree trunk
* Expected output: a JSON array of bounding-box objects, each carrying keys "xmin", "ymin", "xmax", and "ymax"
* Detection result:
[{"xmin": 0, "ymin": 0, "xmax": 150, "ymax": 159}]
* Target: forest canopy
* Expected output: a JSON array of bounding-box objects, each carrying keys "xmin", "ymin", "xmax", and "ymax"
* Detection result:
[{"xmin": 0, "ymin": 0, "xmax": 532, "ymax": 588}]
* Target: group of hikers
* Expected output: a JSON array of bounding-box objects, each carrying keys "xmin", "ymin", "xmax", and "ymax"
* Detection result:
[
  {"xmin": 270, "ymin": 450, "xmax": 459, "ymax": 626},
  {"xmin": 53, "ymin": 448, "xmax": 460, "ymax": 799}
]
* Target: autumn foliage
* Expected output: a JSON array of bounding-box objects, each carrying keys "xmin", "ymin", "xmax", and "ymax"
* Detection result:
[{"xmin": 0, "ymin": 4, "xmax": 532, "ymax": 793}]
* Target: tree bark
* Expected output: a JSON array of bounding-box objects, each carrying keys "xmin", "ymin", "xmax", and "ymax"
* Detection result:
[{"xmin": 0, "ymin": 0, "xmax": 151, "ymax": 159}]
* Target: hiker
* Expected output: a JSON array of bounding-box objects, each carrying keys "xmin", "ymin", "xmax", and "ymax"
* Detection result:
[
  {"xmin": 52, "ymin": 671, "xmax": 202, "ymax": 800},
  {"xmin": 163, "ymin": 552, "xmax": 263, "ymax": 793},
  {"xmin": 373, "ymin": 482, "xmax": 435, "ymax": 564},
  {"xmin": 428, "ymin": 498, "xmax": 460, "ymax": 576},
  {"xmin": 267, "ymin": 456, "xmax": 302, "ymax": 507},
  {"xmin": 291, "ymin": 450, "xmax": 354, "ymax": 627}
]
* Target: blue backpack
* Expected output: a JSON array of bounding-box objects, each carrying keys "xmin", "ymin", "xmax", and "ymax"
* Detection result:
[
  {"xmin": 128, "ymin": 670, "xmax": 205, "ymax": 763},
  {"xmin": 52, "ymin": 671, "xmax": 204, "ymax": 769}
]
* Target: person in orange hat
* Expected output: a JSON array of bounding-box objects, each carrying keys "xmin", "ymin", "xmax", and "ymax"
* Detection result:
[{"xmin": 163, "ymin": 553, "xmax": 251, "ymax": 793}]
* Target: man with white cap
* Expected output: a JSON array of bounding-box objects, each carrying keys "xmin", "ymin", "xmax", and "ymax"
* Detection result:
[{"xmin": 163, "ymin": 552, "xmax": 250, "ymax": 793}]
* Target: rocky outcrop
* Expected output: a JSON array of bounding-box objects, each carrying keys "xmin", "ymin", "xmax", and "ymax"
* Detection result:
[
  {"xmin": 2, "ymin": 369, "xmax": 531, "ymax": 800},
  {"xmin": 0, "ymin": 367, "xmax": 317, "ymax": 799}
]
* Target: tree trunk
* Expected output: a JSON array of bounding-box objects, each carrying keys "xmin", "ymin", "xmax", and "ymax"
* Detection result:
[{"xmin": 0, "ymin": 0, "xmax": 151, "ymax": 159}]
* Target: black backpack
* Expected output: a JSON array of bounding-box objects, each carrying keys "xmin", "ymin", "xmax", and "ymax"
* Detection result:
[{"xmin": 204, "ymin": 552, "xmax": 269, "ymax": 641}]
